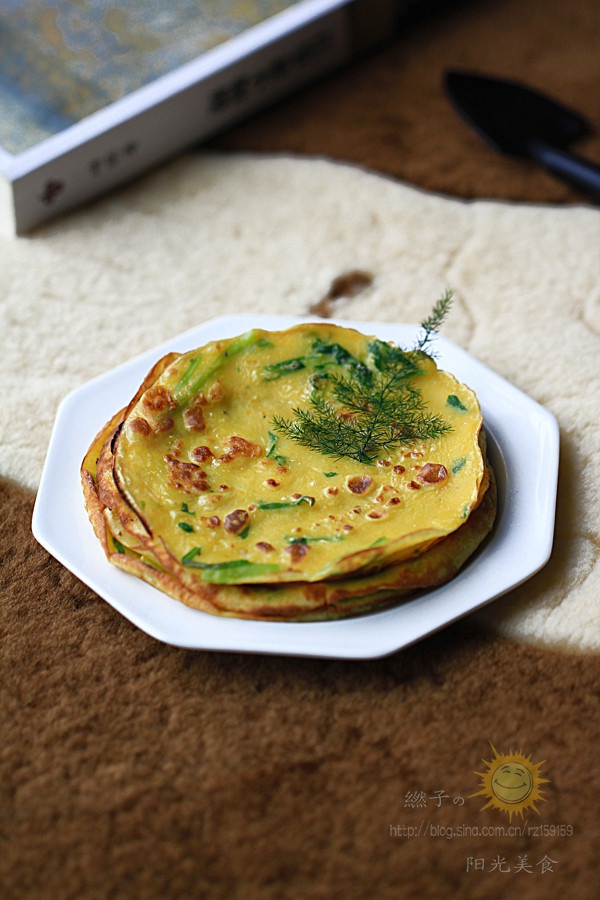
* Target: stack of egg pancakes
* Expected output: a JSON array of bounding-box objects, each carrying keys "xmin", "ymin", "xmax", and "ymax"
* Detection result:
[{"xmin": 82, "ymin": 322, "xmax": 496, "ymax": 621}]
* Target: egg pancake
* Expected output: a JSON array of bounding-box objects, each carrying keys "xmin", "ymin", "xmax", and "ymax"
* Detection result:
[{"xmin": 81, "ymin": 323, "xmax": 496, "ymax": 619}]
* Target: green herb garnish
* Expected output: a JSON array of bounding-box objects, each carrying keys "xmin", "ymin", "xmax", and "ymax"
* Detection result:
[
  {"xmin": 184, "ymin": 559, "xmax": 282, "ymax": 583},
  {"xmin": 178, "ymin": 522, "xmax": 194, "ymax": 533},
  {"xmin": 447, "ymin": 394, "xmax": 467, "ymax": 411},
  {"xmin": 452, "ymin": 457, "xmax": 467, "ymax": 473},
  {"xmin": 266, "ymin": 430, "xmax": 288, "ymax": 466},
  {"xmin": 262, "ymin": 357, "xmax": 306, "ymax": 380},
  {"xmin": 173, "ymin": 329, "xmax": 263, "ymax": 405},
  {"xmin": 272, "ymin": 293, "xmax": 453, "ymax": 464},
  {"xmin": 414, "ymin": 289, "xmax": 454, "ymax": 353},
  {"xmin": 257, "ymin": 495, "xmax": 315, "ymax": 510},
  {"xmin": 310, "ymin": 339, "xmax": 371, "ymax": 381},
  {"xmin": 182, "ymin": 547, "xmax": 202, "ymax": 565}
]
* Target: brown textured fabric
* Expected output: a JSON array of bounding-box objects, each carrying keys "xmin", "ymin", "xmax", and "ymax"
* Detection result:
[
  {"xmin": 2, "ymin": 1, "xmax": 600, "ymax": 897},
  {"xmin": 214, "ymin": 0, "xmax": 600, "ymax": 205}
]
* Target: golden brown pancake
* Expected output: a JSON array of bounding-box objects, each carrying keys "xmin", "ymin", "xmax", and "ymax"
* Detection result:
[{"xmin": 82, "ymin": 323, "xmax": 496, "ymax": 620}]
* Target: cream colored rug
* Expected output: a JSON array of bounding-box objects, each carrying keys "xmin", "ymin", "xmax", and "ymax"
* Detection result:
[{"xmin": 2, "ymin": 152, "xmax": 599, "ymax": 651}]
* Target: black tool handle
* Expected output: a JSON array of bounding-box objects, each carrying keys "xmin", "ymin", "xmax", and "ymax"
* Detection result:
[{"xmin": 529, "ymin": 141, "xmax": 600, "ymax": 201}]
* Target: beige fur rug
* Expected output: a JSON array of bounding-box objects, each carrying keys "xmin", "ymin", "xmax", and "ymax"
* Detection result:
[{"xmin": 2, "ymin": 151, "xmax": 599, "ymax": 651}]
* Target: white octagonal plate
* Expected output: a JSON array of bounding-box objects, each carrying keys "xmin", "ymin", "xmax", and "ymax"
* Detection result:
[{"xmin": 32, "ymin": 315, "xmax": 559, "ymax": 659}]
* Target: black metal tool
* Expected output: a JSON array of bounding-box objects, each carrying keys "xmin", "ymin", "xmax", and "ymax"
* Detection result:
[{"xmin": 445, "ymin": 69, "xmax": 600, "ymax": 200}]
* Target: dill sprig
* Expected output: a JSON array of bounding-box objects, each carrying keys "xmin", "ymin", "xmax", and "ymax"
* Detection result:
[
  {"xmin": 272, "ymin": 293, "xmax": 454, "ymax": 464},
  {"xmin": 414, "ymin": 288, "xmax": 454, "ymax": 354}
]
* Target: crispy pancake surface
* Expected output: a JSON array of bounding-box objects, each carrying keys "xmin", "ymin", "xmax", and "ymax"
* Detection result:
[{"xmin": 82, "ymin": 323, "xmax": 496, "ymax": 620}]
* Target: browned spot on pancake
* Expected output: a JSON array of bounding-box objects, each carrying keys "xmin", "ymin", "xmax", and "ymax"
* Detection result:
[
  {"xmin": 201, "ymin": 515, "xmax": 220, "ymax": 529},
  {"xmin": 255, "ymin": 541, "xmax": 274, "ymax": 553},
  {"xmin": 206, "ymin": 381, "xmax": 224, "ymax": 403},
  {"xmin": 142, "ymin": 385, "xmax": 174, "ymax": 414},
  {"xmin": 219, "ymin": 436, "xmax": 262, "ymax": 463},
  {"xmin": 375, "ymin": 485, "xmax": 396, "ymax": 503},
  {"xmin": 346, "ymin": 475, "xmax": 373, "ymax": 495},
  {"xmin": 165, "ymin": 453, "xmax": 210, "ymax": 492},
  {"xmin": 183, "ymin": 402, "xmax": 206, "ymax": 432},
  {"xmin": 192, "ymin": 445, "xmax": 214, "ymax": 462},
  {"xmin": 286, "ymin": 541, "xmax": 309, "ymax": 563},
  {"xmin": 155, "ymin": 416, "xmax": 174, "ymax": 433},
  {"xmin": 143, "ymin": 386, "xmax": 171, "ymax": 412},
  {"xmin": 417, "ymin": 463, "xmax": 448, "ymax": 485},
  {"xmin": 129, "ymin": 417, "xmax": 151, "ymax": 436},
  {"xmin": 223, "ymin": 509, "xmax": 249, "ymax": 534}
]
